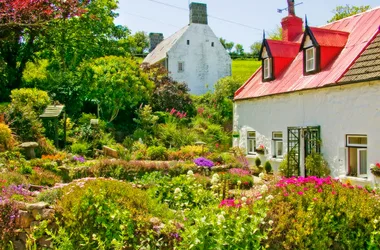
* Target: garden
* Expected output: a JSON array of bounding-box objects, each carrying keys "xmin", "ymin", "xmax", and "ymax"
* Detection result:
[{"xmin": 1, "ymin": 88, "xmax": 380, "ymax": 249}]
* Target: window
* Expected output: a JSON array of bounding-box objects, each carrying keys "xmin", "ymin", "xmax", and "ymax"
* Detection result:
[
  {"xmin": 346, "ymin": 135, "xmax": 367, "ymax": 177},
  {"xmin": 178, "ymin": 62, "xmax": 184, "ymax": 72},
  {"xmin": 187, "ymin": 40, "xmax": 190, "ymax": 45},
  {"xmin": 305, "ymin": 47, "xmax": 315, "ymax": 72},
  {"xmin": 263, "ymin": 58, "xmax": 272, "ymax": 79},
  {"xmin": 272, "ymin": 132, "xmax": 283, "ymax": 158},
  {"xmin": 211, "ymin": 42, "xmax": 214, "ymax": 47},
  {"xmin": 247, "ymin": 131, "xmax": 256, "ymax": 155}
]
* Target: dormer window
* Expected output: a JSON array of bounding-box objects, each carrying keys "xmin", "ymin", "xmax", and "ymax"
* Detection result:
[
  {"xmin": 301, "ymin": 30, "xmax": 321, "ymax": 75},
  {"xmin": 260, "ymin": 45, "xmax": 274, "ymax": 81},
  {"xmin": 305, "ymin": 47, "xmax": 316, "ymax": 72},
  {"xmin": 263, "ymin": 58, "xmax": 272, "ymax": 79}
]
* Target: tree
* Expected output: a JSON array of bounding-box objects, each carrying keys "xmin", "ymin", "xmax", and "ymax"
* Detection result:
[
  {"xmin": 214, "ymin": 76, "xmax": 244, "ymax": 101},
  {"xmin": 0, "ymin": 0, "xmax": 88, "ymax": 101},
  {"xmin": 129, "ymin": 31, "xmax": 149, "ymax": 55},
  {"xmin": 235, "ymin": 44, "xmax": 244, "ymax": 56},
  {"xmin": 328, "ymin": 5, "xmax": 370, "ymax": 23},
  {"xmin": 268, "ymin": 26, "xmax": 282, "ymax": 41},
  {"xmin": 250, "ymin": 42, "xmax": 262, "ymax": 59},
  {"xmin": 219, "ymin": 37, "xmax": 227, "ymax": 49},
  {"xmin": 82, "ymin": 56, "xmax": 154, "ymax": 122},
  {"xmin": 143, "ymin": 64, "xmax": 195, "ymax": 116},
  {"xmin": 225, "ymin": 42, "xmax": 234, "ymax": 54}
]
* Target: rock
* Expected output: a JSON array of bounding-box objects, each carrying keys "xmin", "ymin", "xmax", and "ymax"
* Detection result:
[
  {"xmin": 41, "ymin": 209, "xmax": 55, "ymax": 220},
  {"xmin": 26, "ymin": 202, "xmax": 49, "ymax": 211},
  {"xmin": 16, "ymin": 210, "xmax": 34, "ymax": 228},
  {"xmin": 38, "ymin": 237, "xmax": 52, "ymax": 248},
  {"xmin": 103, "ymin": 145, "xmax": 118, "ymax": 158},
  {"xmin": 20, "ymin": 142, "xmax": 39, "ymax": 159},
  {"xmin": 253, "ymin": 176, "xmax": 264, "ymax": 185}
]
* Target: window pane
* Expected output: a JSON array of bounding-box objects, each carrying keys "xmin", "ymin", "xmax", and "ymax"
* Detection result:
[
  {"xmin": 248, "ymin": 131, "xmax": 256, "ymax": 138},
  {"xmin": 359, "ymin": 150, "xmax": 367, "ymax": 175},
  {"xmin": 348, "ymin": 136, "xmax": 367, "ymax": 145},
  {"xmin": 277, "ymin": 141, "xmax": 283, "ymax": 156},
  {"xmin": 273, "ymin": 132, "xmax": 282, "ymax": 139},
  {"xmin": 306, "ymin": 48, "xmax": 315, "ymax": 71}
]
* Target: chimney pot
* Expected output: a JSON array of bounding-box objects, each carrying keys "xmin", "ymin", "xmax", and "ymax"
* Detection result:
[{"xmin": 281, "ymin": 15, "xmax": 303, "ymax": 42}]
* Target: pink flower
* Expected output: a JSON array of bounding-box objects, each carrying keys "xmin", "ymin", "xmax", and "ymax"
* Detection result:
[
  {"xmin": 332, "ymin": 191, "xmax": 337, "ymax": 195},
  {"xmin": 283, "ymin": 192, "xmax": 289, "ymax": 197},
  {"xmin": 317, "ymin": 188, "xmax": 322, "ymax": 193},
  {"xmin": 297, "ymin": 191, "xmax": 304, "ymax": 196},
  {"xmin": 313, "ymin": 197, "xmax": 318, "ymax": 201}
]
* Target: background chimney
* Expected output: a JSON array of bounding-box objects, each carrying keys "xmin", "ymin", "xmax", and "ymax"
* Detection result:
[
  {"xmin": 189, "ymin": 2, "xmax": 208, "ymax": 25},
  {"xmin": 149, "ymin": 33, "xmax": 164, "ymax": 52},
  {"xmin": 281, "ymin": 16, "xmax": 303, "ymax": 42}
]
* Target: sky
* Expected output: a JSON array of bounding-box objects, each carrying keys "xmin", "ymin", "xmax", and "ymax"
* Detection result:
[{"xmin": 115, "ymin": 0, "xmax": 379, "ymax": 52}]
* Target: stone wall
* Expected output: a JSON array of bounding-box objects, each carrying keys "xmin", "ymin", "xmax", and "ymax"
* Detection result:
[
  {"xmin": 12, "ymin": 202, "xmax": 55, "ymax": 249},
  {"xmin": 149, "ymin": 33, "xmax": 164, "ymax": 52},
  {"xmin": 189, "ymin": 3, "xmax": 208, "ymax": 25}
]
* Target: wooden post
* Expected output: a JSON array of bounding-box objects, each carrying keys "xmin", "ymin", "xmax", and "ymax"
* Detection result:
[
  {"xmin": 54, "ymin": 118, "xmax": 59, "ymax": 148},
  {"xmin": 63, "ymin": 111, "xmax": 67, "ymax": 148}
]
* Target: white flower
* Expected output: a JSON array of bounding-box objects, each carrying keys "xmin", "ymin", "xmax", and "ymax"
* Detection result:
[
  {"xmin": 237, "ymin": 180, "xmax": 241, "ymax": 186},
  {"xmin": 211, "ymin": 173, "xmax": 219, "ymax": 185},
  {"xmin": 174, "ymin": 188, "xmax": 181, "ymax": 194},
  {"xmin": 260, "ymin": 184, "xmax": 268, "ymax": 193},
  {"xmin": 259, "ymin": 172, "xmax": 265, "ymax": 179},
  {"xmin": 241, "ymin": 196, "xmax": 247, "ymax": 202},
  {"xmin": 370, "ymin": 164, "xmax": 376, "ymax": 169},
  {"xmin": 265, "ymin": 195, "xmax": 274, "ymax": 201},
  {"xmin": 187, "ymin": 170, "xmax": 194, "ymax": 176},
  {"xmin": 268, "ymin": 220, "xmax": 273, "ymax": 226},
  {"xmin": 217, "ymin": 214, "xmax": 225, "ymax": 225}
]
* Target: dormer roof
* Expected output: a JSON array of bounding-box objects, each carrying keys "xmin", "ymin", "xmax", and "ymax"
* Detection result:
[
  {"xmin": 301, "ymin": 26, "xmax": 349, "ymax": 49},
  {"xmin": 235, "ymin": 7, "xmax": 380, "ymax": 100},
  {"xmin": 265, "ymin": 40, "xmax": 299, "ymax": 58}
]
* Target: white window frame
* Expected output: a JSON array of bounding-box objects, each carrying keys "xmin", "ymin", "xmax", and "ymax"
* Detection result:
[
  {"xmin": 247, "ymin": 131, "xmax": 256, "ymax": 155},
  {"xmin": 263, "ymin": 58, "xmax": 272, "ymax": 79},
  {"xmin": 272, "ymin": 132, "xmax": 283, "ymax": 158},
  {"xmin": 305, "ymin": 47, "xmax": 316, "ymax": 72},
  {"xmin": 178, "ymin": 61, "xmax": 184, "ymax": 73},
  {"xmin": 346, "ymin": 135, "xmax": 368, "ymax": 177}
]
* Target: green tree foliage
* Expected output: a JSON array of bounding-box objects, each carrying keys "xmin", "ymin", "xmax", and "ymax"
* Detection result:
[
  {"xmin": 0, "ymin": 0, "xmax": 88, "ymax": 101},
  {"xmin": 328, "ymin": 5, "xmax": 370, "ymax": 23},
  {"xmin": 268, "ymin": 26, "xmax": 282, "ymax": 41},
  {"xmin": 214, "ymin": 76, "xmax": 244, "ymax": 101},
  {"xmin": 225, "ymin": 41, "xmax": 234, "ymax": 54},
  {"xmin": 219, "ymin": 37, "xmax": 227, "ymax": 49},
  {"xmin": 129, "ymin": 31, "xmax": 149, "ymax": 55},
  {"xmin": 234, "ymin": 44, "xmax": 244, "ymax": 56},
  {"xmin": 81, "ymin": 56, "xmax": 154, "ymax": 122},
  {"xmin": 250, "ymin": 41, "xmax": 262, "ymax": 59}
]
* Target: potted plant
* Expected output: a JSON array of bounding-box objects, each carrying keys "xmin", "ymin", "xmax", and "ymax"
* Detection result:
[
  {"xmin": 370, "ymin": 163, "xmax": 380, "ymax": 177},
  {"xmin": 255, "ymin": 144, "xmax": 265, "ymax": 154}
]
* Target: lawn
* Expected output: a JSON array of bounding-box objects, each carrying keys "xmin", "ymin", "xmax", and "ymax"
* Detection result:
[{"xmin": 232, "ymin": 59, "xmax": 261, "ymax": 81}]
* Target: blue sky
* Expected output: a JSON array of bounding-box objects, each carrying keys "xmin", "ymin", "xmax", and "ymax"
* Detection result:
[{"xmin": 115, "ymin": 0, "xmax": 379, "ymax": 52}]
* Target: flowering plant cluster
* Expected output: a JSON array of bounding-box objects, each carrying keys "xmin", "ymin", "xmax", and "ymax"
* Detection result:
[
  {"xmin": 370, "ymin": 162, "xmax": 380, "ymax": 176},
  {"xmin": 228, "ymin": 168, "xmax": 251, "ymax": 176},
  {"xmin": 193, "ymin": 157, "xmax": 214, "ymax": 168},
  {"xmin": 256, "ymin": 144, "xmax": 265, "ymax": 153},
  {"xmin": 168, "ymin": 108, "xmax": 187, "ymax": 119},
  {"xmin": 73, "ymin": 155, "xmax": 85, "ymax": 163}
]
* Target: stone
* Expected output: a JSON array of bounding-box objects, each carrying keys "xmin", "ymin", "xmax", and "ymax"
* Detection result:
[
  {"xmin": 16, "ymin": 210, "xmax": 34, "ymax": 228},
  {"xmin": 103, "ymin": 145, "xmax": 118, "ymax": 158},
  {"xmin": 41, "ymin": 209, "xmax": 55, "ymax": 220},
  {"xmin": 26, "ymin": 202, "xmax": 49, "ymax": 211},
  {"xmin": 19, "ymin": 142, "xmax": 38, "ymax": 159},
  {"xmin": 38, "ymin": 237, "xmax": 52, "ymax": 248}
]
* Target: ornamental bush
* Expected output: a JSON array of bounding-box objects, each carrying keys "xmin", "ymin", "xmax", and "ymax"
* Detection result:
[
  {"xmin": 262, "ymin": 176, "xmax": 380, "ymax": 249},
  {"xmin": 0, "ymin": 123, "xmax": 13, "ymax": 151},
  {"xmin": 52, "ymin": 178, "xmax": 178, "ymax": 249},
  {"xmin": 147, "ymin": 145, "xmax": 168, "ymax": 160}
]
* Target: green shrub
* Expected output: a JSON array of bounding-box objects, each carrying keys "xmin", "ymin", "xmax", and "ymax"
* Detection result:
[
  {"xmin": 278, "ymin": 154, "xmax": 298, "ymax": 177},
  {"xmin": 264, "ymin": 161, "xmax": 272, "ymax": 173},
  {"xmin": 19, "ymin": 164, "xmax": 33, "ymax": 175},
  {"xmin": 70, "ymin": 142, "xmax": 89, "ymax": 156},
  {"xmin": 0, "ymin": 123, "xmax": 13, "ymax": 151},
  {"xmin": 255, "ymin": 157, "xmax": 261, "ymax": 167},
  {"xmin": 0, "ymin": 172, "xmax": 28, "ymax": 187},
  {"xmin": 147, "ymin": 145, "xmax": 168, "ymax": 160},
  {"xmin": 9, "ymin": 88, "xmax": 50, "ymax": 114},
  {"xmin": 52, "ymin": 178, "xmax": 176, "ymax": 249},
  {"xmin": 305, "ymin": 151, "xmax": 330, "ymax": 177},
  {"xmin": 37, "ymin": 188, "xmax": 63, "ymax": 205},
  {"xmin": 262, "ymin": 176, "xmax": 380, "ymax": 249},
  {"xmin": 29, "ymin": 169, "xmax": 62, "ymax": 186}
]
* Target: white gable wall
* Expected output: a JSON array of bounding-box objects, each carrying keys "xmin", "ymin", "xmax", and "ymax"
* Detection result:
[
  {"xmin": 167, "ymin": 23, "xmax": 231, "ymax": 95},
  {"xmin": 233, "ymin": 80, "xmax": 380, "ymax": 182}
]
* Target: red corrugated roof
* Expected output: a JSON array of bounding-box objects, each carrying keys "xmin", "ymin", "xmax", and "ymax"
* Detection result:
[
  {"xmin": 309, "ymin": 27, "xmax": 349, "ymax": 47},
  {"xmin": 266, "ymin": 40, "xmax": 299, "ymax": 58},
  {"xmin": 235, "ymin": 7, "xmax": 380, "ymax": 100}
]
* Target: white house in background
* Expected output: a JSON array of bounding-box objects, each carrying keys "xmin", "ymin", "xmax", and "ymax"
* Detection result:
[
  {"xmin": 233, "ymin": 3, "xmax": 380, "ymax": 186},
  {"xmin": 143, "ymin": 2, "xmax": 231, "ymax": 95}
]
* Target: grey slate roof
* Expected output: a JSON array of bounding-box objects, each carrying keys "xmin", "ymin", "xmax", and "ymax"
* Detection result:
[
  {"xmin": 143, "ymin": 25, "xmax": 189, "ymax": 65},
  {"xmin": 339, "ymin": 33, "xmax": 380, "ymax": 83}
]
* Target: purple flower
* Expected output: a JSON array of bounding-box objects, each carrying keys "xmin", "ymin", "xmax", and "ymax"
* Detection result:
[
  {"xmin": 73, "ymin": 155, "xmax": 85, "ymax": 163},
  {"xmin": 193, "ymin": 157, "xmax": 214, "ymax": 168}
]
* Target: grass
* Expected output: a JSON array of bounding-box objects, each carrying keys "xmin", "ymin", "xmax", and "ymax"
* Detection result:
[{"xmin": 232, "ymin": 59, "xmax": 261, "ymax": 82}]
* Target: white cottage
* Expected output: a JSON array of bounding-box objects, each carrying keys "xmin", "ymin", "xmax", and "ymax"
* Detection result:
[
  {"xmin": 143, "ymin": 2, "xmax": 231, "ymax": 95},
  {"xmin": 233, "ymin": 5, "xmax": 380, "ymax": 186}
]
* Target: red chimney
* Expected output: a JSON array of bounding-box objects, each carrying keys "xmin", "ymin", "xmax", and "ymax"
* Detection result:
[{"xmin": 281, "ymin": 0, "xmax": 303, "ymax": 42}]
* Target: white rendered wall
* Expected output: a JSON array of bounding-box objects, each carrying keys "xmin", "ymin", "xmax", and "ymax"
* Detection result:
[
  {"xmin": 233, "ymin": 80, "xmax": 380, "ymax": 181},
  {"xmin": 167, "ymin": 23, "xmax": 231, "ymax": 95}
]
